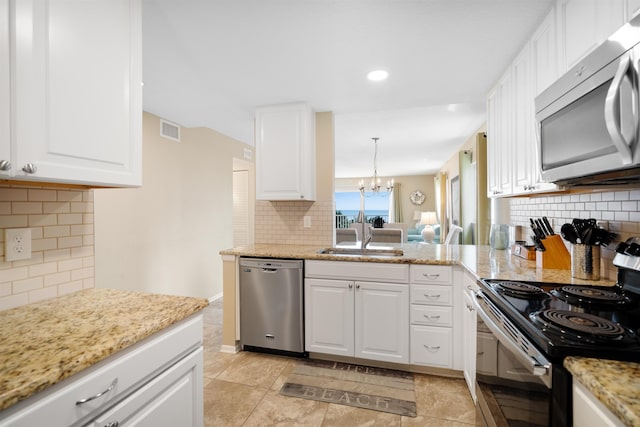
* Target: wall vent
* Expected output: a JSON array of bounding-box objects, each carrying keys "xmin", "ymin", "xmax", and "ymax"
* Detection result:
[{"xmin": 160, "ymin": 119, "xmax": 181, "ymax": 142}]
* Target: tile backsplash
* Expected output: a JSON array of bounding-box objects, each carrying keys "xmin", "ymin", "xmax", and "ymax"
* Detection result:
[
  {"xmin": 255, "ymin": 200, "xmax": 333, "ymax": 246},
  {"xmin": 510, "ymin": 189, "xmax": 640, "ymax": 280},
  {"xmin": 0, "ymin": 185, "xmax": 94, "ymax": 310}
]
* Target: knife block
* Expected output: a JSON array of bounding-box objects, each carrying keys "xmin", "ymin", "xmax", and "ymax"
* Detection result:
[{"xmin": 536, "ymin": 235, "xmax": 571, "ymax": 270}]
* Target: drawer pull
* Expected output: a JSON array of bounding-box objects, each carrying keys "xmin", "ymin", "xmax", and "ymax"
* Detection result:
[
  {"xmin": 423, "ymin": 315, "xmax": 441, "ymax": 320},
  {"xmin": 423, "ymin": 345, "xmax": 441, "ymax": 352},
  {"xmin": 104, "ymin": 422, "xmax": 120, "ymax": 427},
  {"xmin": 422, "ymin": 273, "xmax": 440, "ymax": 280},
  {"xmin": 466, "ymin": 304, "xmax": 475, "ymax": 312},
  {"xmin": 424, "ymin": 294, "xmax": 441, "ymax": 299},
  {"xmin": 76, "ymin": 378, "xmax": 118, "ymax": 405}
]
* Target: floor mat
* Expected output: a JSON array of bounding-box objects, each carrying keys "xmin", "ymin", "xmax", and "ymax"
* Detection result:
[{"xmin": 279, "ymin": 359, "xmax": 417, "ymax": 417}]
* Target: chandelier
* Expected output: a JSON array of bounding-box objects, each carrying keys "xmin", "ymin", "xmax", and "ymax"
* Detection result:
[{"xmin": 359, "ymin": 137, "xmax": 394, "ymax": 194}]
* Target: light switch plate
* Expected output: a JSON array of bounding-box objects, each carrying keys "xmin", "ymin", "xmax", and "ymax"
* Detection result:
[{"xmin": 5, "ymin": 228, "xmax": 32, "ymax": 261}]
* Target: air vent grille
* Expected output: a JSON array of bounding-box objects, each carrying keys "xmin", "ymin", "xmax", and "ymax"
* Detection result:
[{"xmin": 160, "ymin": 119, "xmax": 181, "ymax": 142}]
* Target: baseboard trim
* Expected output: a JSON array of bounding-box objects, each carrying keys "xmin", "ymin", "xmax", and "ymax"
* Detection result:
[{"xmin": 220, "ymin": 344, "xmax": 240, "ymax": 354}]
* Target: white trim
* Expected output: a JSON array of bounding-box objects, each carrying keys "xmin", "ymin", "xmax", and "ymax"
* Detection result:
[
  {"xmin": 208, "ymin": 292, "xmax": 222, "ymax": 303},
  {"xmin": 220, "ymin": 344, "xmax": 240, "ymax": 354}
]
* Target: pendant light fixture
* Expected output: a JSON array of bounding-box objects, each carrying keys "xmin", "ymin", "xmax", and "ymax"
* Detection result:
[{"xmin": 358, "ymin": 137, "xmax": 394, "ymax": 194}]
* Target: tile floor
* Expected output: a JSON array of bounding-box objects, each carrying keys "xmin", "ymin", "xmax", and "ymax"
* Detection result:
[{"xmin": 202, "ymin": 300, "xmax": 476, "ymax": 426}]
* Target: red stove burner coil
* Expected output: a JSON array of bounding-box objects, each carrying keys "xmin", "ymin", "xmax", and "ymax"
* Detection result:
[
  {"xmin": 495, "ymin": 281, "xmax": 546, "ymax": 298},
  {"xmin": 536, "ymin": 309, "xmax": 625, "ymax": 337}
]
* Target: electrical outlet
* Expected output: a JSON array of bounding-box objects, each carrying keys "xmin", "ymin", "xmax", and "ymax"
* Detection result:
[
  {"xmin": 303, "ymin": 216, "xmax": 311, "ymax": 228},
  {"xmin": 5, "ymin": 228, "xmax": 32, "ymax": 261}
]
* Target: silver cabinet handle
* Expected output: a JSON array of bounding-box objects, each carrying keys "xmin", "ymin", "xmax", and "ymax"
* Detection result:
[
  {"xmin": 348, "ymin": 283, "xmax": 353, "ymax": 289},
  {"xmin": 76, "ymin": 378, "xmax": 118, "ymax": 405},
  {"xmin": 0, "ymin": 160, "xmax": 10, "ymax": 171},
  {"xmin": 21, "ymin": 163, "xmax": 37, "ymax": 174},
  {"xmin": 424, "ymin": 293, "xmax": 441, "ymax": 299},
  {"xmin": 466, "ymin": 304, "xmax": 475, "ymax": 312},
  {"xmin": 355, "ymin": 284, "xmax": 360, "ymax": 289},
  {"xmin": 423, "ymin": 314, "xmax": 441, "ymax": 320},
  {"xmin": 422, "ymin": 273, "xmax": 440, "ymax": 279},
  {"xmin": 104, "ymin": 422, "xmax": 119, "ymax": 427},
  {"xmin": 604, "ymin": 54, "xmax": 635, "ymax": 165},
  {"xmin": 423, "ymin": 345, "xmax": 441, "ymax": 351}
]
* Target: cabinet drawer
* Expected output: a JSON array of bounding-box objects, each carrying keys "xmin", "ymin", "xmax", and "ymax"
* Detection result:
[
  {"xmin": 1, "ymin": 314, "xmax": 203, "ymax": 427},
  {"xmin": 410, "ymin": 325, "xmax": 452, "ymax": 368},
  {"xmin": 410, "ymin": 284, "xmax": 453, "ymax": 306},
  {"xmin": 410, "ymin": 305, "xmax": 452, "ymax": 327},
  {"xmin": 410, "ymin": 265, "xmax": 452, "ymax": 285},
  {"xmin": 305, "ymin": 260, "xmax": 409, "ymax": 283}
]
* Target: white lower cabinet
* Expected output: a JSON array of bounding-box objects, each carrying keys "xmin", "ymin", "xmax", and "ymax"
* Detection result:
[
  {"xmin": 0, "ymin": 314, "xmax": 204, "ymax": 427},
  {"xmin": 462, "ymin": 272, "xmax": 478, "ymax": 402},
  {"xmin": 573, "ymin": 381, "xmax": 624, "ymax": 427},
  {"xmin": 304, "ymin": 261, "xmax": 409, "ymax": 364},
  {"xmin": 409, "ymin": 265, "xmax": 459, "ymax": 369}
]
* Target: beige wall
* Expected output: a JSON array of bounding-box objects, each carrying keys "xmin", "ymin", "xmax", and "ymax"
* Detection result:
[
  {"xmin": 255, "ymin": 111, "xmax": 335, "ymax": 246},
  {"xmin": 94, "ymin": 112, "xmax": 253, "ymax": 299},
  {"xmin": 0, "ymin": 185, "xmax": 95, "ymax": 310}
]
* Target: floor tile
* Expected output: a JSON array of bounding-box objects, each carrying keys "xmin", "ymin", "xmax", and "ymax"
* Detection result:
[
  {"xmin": 242, "ymin": 389, "xmax": 328, "ymax": 427},
  {"xmin": 203, "ymin": 379, "xmax": 267, "ymax": 427},
  {"xmin": 322, "ymin": 404, "xmax": 402, "ymax": 426}
]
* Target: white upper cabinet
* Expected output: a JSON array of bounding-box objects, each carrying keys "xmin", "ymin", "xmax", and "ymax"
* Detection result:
[
  {"xmin": 486, "ymin": 72, "xmax": 513, "ymax": 197},
  {"xmin": 0, "ymin": 0, "xmax": 9, "ymax": 178},
  {"xmin": 10, "ymin": 0, "xmax": 142, "ymax": 187},
  {"xmin": 532, "ymin": 8, "xmax": 559, "ymax": 97},
  {"xmin": 557, "ymin": 0, "xmax": 626, "ymax": 73},
  {"xmin": 255, "ymin": 103, "xmax": 316, "ymax": 201}
]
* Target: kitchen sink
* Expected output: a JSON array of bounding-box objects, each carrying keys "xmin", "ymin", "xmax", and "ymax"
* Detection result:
[{"xmin": 317, "ymin": 247, "xmax": 404, "ymax": 257}]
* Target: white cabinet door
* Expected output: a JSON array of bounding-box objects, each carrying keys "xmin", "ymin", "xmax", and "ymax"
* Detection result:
[
  {"xmin": 0, "ymin": 0, "xmax": 10, "ymax": 177},
  {"xmin": 11, "ymin": 0, "xmax": 142, "ymax": 187},
  {"xmin": 462, "ymin": 287, "xmax": 477, "ymax": 402},
  {"xmin": 410, "ymin": 325, "xmax": 452, "ymax": 368},
  {"xmin": 93, "ymin": 348, "xmax": 203, "ymax": 427},
  {"xmin": 532, "ymin": 7, "xmax": 559, "ymax": 97},
  {"xmin": 305, "ymin": 278, "xmax": 354, "ymax": 356},
  {"xmin": 355, "ymin": 281, "xmax": 409, "ymax": 364},
  {"xmin": 557, "ymin": 0, "xmax": 626, "ymax": 72},
  {"xmin": 511, "ymin": 43, "xmax": 535, "ymax": 195},
  {"xmin": 573, "ymin": 381, "xmax": 625, "ymax": 427},
  {"xmin": 486, "ymin": 71, "xmax": 513, "ymax": 197},
  {"xmin": 255, "ymin": 103, "xmax": 315, "ymax": 201}
]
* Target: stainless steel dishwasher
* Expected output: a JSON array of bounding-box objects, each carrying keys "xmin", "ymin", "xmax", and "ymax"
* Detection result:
[{"xmin": 239, "ymin": 257, "xmax": 306, "ymax": 357}]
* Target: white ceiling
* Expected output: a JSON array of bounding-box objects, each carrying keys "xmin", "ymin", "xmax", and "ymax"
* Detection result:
[{"xmin": 141, "ymin": 0, "xmax": 554, "ymax": 178}]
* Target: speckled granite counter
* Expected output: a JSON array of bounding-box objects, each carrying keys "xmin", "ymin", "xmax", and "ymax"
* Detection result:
[
  {"xmin": 0, "ymin": 288, "xmax": 208, "ymax": 412},
  {"xmin": 220, "ymin": 243, "xmax": 615, "ymax": 286},
  {"xmin": 565, "ymin": 357, "xmax": 640, "ymax": 427}
]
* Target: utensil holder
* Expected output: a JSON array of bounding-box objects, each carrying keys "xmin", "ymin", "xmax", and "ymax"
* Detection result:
[
  {"xmin": 536, "ymin": 235, "xmax": 571, "ymax": 270},
  {"xmin": 571, "ymin": 244, "xmax": 601, "ymax": 280}
]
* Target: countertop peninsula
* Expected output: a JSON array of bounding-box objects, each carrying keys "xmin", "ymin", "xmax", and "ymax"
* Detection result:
[
  {"xmin": 0, "ymin": 288, "xmax": 209, "ymax": 412},
  {"xmin": 565, "ymin": 357, "xmax": 640, "ymax": 427},
  {"xmin": 220, "ymin": 242, "xmax": 616, "ymax": 286}
]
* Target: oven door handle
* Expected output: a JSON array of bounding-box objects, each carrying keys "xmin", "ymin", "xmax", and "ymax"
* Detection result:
[{"xmin": 473, "ymin": 292, "xmax": 550, "ymax": 377}]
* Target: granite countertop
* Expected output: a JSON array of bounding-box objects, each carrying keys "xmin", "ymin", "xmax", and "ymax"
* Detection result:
[
  {"xmin": 565, "ymin": 357, "xmax": 640, "ymax": 427},
  {"xmin": 0, "ymin": 288, "xmax": 209, "ymax": 412},
  {"xmin": 220, "ymin": 243, "xmax": 616, "ymax": 286}
]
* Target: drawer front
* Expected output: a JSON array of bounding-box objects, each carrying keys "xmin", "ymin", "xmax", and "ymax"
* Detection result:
[
  {"xmin": 410, "ymin": 305, "xmax": 453, "ymax": 327},
  {"xmin": 305, "ymin": 260, "xmax": 409, "ymax": 283},
  {"xmin": 410, "ymin": 265, "xmax": 452, "ymax": 285},
  {"xmin": 410, "ymin": 325, "xmax": 452, "ymax": 368},
  {"xmin": 410, "ymin": 284, "xmax": 453, "ymax": 306},
  {"xmin": 1, "ymin": 314, "xmax": 203, "ymax": 427}
]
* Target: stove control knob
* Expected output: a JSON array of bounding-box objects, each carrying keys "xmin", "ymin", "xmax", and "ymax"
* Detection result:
[
  {"xmin": 616, "ymin": 242, "xmax": 630, "ymax": 254},
  {"xmin": 624, "ymin": 243, "xmax": 640, "ymax": 256}
]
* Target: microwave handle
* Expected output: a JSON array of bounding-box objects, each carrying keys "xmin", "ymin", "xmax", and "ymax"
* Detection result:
[{"xmin": 604, "ymin": 54, "xmax": 635, "ymax": 165}]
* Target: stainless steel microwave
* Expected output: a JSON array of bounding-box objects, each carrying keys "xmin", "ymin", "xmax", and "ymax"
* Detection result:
[{"xmin": 535, "ymin": 15, "xmax": 640, "ymax": 186}]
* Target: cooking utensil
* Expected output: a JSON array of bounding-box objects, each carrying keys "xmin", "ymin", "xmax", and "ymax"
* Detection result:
[{"xmin": 561, "ymin": 223, "xmax": 579, "ymax": 244}]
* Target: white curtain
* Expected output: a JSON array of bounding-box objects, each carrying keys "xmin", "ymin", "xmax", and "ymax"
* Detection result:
[{"xmin": 388, "ymin": 183, "xmax": 402, "ymax": 223}]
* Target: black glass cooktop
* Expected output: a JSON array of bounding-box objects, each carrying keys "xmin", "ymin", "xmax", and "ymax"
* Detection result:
[{"xmin": 478, "ymin": 278, "xmax": 640, "ymax": 361}]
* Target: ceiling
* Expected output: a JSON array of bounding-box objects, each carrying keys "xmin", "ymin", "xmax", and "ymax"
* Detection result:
[{"xmin": 141, "ymin": 0, "xmax": 554, "ymax": 178}]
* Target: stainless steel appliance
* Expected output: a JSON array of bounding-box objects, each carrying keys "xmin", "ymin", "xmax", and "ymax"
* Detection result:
[
  {"xmin": 239, "ymin": 257, "xmax": 306, "ymax": 357},
  {"xmin": 535, "ymin": 14, "xmax": 640, "ymax": 186},
  {"xmin": 474, "ymin": 240, "xmax": 640, "ymax": 426}
]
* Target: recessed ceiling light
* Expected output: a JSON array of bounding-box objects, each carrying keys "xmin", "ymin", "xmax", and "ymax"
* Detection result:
[{"xmin": 367, "ymin": 70, "xmax": 389, "ymax": 81}]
